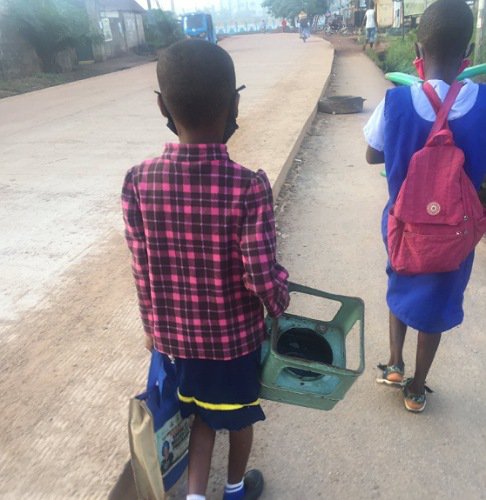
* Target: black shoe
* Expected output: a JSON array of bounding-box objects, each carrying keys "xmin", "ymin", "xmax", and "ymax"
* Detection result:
[{"xmin": 243, "ymin": 469, "xmax": 264, "ymax": 500}]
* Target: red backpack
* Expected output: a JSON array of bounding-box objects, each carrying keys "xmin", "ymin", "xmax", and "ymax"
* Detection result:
[{"xmin": 387, "ymin": 81, "xmax": 486, "ymax": 275}]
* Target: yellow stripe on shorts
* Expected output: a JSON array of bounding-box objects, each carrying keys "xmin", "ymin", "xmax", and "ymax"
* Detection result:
[{"xmin": 177, "ymin": 390, "xmax": 260, "ymax": 411}]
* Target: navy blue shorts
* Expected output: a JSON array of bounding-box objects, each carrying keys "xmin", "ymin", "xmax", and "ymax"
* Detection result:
[{"xmin": 174, "ymin": 349, "xmax": 266, "ymax": 431}]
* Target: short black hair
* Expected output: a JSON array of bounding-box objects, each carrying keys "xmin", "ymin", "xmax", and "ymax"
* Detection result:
[
  {"xmin": 157, "ymin": 39, "xmax": 236, "ymax": 129},
  {"xmin": 417, "ymin": 0, "xmax": 473, "ymax": 63}
]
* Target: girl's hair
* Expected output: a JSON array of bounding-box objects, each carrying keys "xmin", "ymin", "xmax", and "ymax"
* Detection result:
[
  {"xmin": 417, "ymin": 0, "xmax": 473, "ymax": 63},
  {"xmin": 157, "ymin": 39, "xmax": 236, "ymax": 129}
]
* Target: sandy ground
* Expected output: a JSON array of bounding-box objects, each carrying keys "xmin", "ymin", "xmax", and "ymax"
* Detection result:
[
  {"xmin": 0, "ymin": 53, "xmax": 156, "ymax": 99},
  {"xmin": 0, "ymin": 34, "xmax": 333, "ymax": 498}
]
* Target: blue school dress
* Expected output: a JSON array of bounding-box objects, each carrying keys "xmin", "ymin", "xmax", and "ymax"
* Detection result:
[{"xmin": 382, "ymin": 84, "xmax": 486, "ymax": 333}]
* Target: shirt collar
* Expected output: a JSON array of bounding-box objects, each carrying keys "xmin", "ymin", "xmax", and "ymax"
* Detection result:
[{"xmin": 162, "ymin": 143, "xmax": 229, "ymax": 162}]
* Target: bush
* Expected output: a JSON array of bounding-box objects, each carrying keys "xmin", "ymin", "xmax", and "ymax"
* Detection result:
[
  {"xmin": 476, "ymin": 40, "xmax": 486, "ymax": 66},
  {"xmin": 381, "ymin": 32, "xmax": 417, "ymax": 74},
  {"xmin": 5, "ymin": 0, "xmax": 97, "ymax": 73},
  {"xmin": 143, "ymin": 10, "xmax": 184, "ymax": 50}
]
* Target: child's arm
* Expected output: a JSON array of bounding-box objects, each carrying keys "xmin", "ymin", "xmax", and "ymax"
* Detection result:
[
  {"xmin": 479, "ymin": 178, "xmax": 486, "ymax": 208},
  {"xmin": 366, "ymin": 146, "xmax": 385, "ymax": 164},
  {"xmin": 122, "ymin": 167, "xmax": 153, "ymax": 340},
  {"xmin": 241, "ymin": 171, "xmax": 290, "ymax": 318}
]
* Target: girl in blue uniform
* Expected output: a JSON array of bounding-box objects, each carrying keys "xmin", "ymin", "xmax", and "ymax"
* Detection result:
[{"xmin": 364, "ymin": 0, "xmax": 486, "ymax": 412}]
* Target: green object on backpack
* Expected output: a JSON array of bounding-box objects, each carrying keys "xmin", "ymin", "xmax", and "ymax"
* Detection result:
[{"xmin": 385, "ymin": 63, "xmax": 486, "ymax": 86}]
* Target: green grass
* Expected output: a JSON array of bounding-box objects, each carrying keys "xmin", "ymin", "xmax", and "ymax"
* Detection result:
[
  {"xmin": 381, "ymin": 35, "xmax": 416, "ymax": 74},
  {"xmin": 369, "ymin": 32, "xmax": 417, "ymax": 75},
  {"xmin": 368, "ymin": 29, "xmax": 486, "ymax": 81},
  {"xmin": 0, "ymin": 72, "xmax": 74, "ymax": 97}
]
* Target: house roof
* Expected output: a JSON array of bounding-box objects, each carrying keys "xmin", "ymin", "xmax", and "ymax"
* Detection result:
[{"xmin": 98, "ymin": 0, "xmax": 145, "ymax": 13}]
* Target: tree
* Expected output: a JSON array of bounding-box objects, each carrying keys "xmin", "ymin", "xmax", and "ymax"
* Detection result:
[
  {"xmin": 262, "ymin": 0, "xmax": 329, "ymax": 24},
  {"xmin": 5, "ymin": 0, "xmax": 96, "ymax": 72},
  {"xmin": 143, "ymin": 9, "xmax": 184, "ymax": 50}
]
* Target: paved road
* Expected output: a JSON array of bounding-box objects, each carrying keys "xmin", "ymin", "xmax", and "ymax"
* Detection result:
[
  {"xmin": 0, "ymin": 34, "xmax": 332, "ymax": 498},
  {"xmin": 0, "ymin": 34, "xmax": 330, "ymax": 325}
]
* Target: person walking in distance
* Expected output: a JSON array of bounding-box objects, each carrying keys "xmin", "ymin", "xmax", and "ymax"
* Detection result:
[{"xmin": 362, "ymin": 2, "xmax": 377, "ymax": 50}]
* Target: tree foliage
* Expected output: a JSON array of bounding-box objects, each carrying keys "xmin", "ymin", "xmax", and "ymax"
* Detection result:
[
  {"xmin": 143, "ymin": 9, "xmax": 184, "ymax": 50},
  {"xmin": 262, "ymin": 0, "xmax": 329, "ymax": 22},
  {"xmin": 5, "ymin": 0, "xmax": 95, "ymax": 72}
]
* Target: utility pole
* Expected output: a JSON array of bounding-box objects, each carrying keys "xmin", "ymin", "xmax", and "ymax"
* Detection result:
[
  {"xmin": 476, "ymin": 0, "xmax": 485, "ymax": 64},
  {"xmin": 401, "ymin": 0, "xmax": 405, "ymax": 40},
  {"xmin": 147, "ymin": 0, "xmax": 152, "ymax": 9}
]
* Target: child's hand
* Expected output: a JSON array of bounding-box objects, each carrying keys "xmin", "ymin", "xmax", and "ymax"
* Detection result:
[{"xmin": 145, "ymin": 334, "xmax": 154, "ymax": 352}]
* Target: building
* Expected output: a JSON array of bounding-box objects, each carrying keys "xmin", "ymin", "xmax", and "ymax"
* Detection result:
[
  {"xmin": 214, "ymin": 0, "xmax": 276, "ymax": 34},
  {"xmin": 0, "ymin": 0, "xmax": 41, "ymax": 79},
  {"xmin": 0, "ymin": 0, "xmax": 147, "ymax": 80},
  {"xmin": 83, "ymin": 0, "xmax": 146, "ymax": 61}
]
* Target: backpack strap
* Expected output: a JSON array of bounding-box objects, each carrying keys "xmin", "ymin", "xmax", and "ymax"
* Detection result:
[
  {"xmin": 422, "ymin": 83, "xmax": 442, "ymax": 113},
  {"xmin": 423, "ymin": 81, "xmax": 463, "ymax": 136}
]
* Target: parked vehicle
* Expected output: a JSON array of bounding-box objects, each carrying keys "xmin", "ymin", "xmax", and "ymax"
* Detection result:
[{"xmin": 182, "ymin": 13, "xmax": 217, "ymax": 43}]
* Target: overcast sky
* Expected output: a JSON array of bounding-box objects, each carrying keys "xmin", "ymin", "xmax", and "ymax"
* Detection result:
[{"xmin": 135, "ymin": 0, "xmax": 221, "ymax": 14}]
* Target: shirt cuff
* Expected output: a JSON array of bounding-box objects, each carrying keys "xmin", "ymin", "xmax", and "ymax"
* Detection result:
[
  {"xmin": 363, "ymin": 98, "xmax": 385, "ymax": 152},
  {"xmin": 363, "ymin": 129, "xmax": 384, "ymax": 152}
]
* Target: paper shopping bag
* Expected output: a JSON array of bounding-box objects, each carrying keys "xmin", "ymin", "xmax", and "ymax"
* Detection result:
[{"xmin": 129, "ymin": 350, "xmax": 191, "ymax": 500}]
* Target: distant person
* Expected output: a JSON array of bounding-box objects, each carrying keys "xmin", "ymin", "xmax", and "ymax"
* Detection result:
[
  {"xmin": 122, "ymin": 39, "xmax": 290, "ymax": 499},
  {"xmin": 260, "ymin": 19, "xmax": 266, "ymax": 33},
  {"xmin": 281, "ymin": 18, "xmax": 288, "ymax": 32},
  {"xmin": 393, "ymin": 0, "xmax": 402, "ymax": 29},
  {"xmin": 364, "ymin": 0, "xmax": 486, "ymax": 413},
  {"xmin": 298, "ymin": 11, "xmax": 310, "ymax": 40},
  {"xmin": 362, "ymin": 2, "xmax": 377, "ymax": 49}
]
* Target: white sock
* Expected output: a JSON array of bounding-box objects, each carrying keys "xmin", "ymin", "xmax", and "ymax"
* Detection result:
[
  {"xmin": 187, "ymin": 495, "xmax": 206, "ymax": 500},
  {"xmin": 224, "ymin": 479, "xmax": 244, "ymax": 493}
]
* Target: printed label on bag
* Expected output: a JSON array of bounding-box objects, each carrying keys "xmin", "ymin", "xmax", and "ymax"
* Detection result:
[{"xmin": 155, "ymin": 413, "xmax": 191, "ymax": 476}]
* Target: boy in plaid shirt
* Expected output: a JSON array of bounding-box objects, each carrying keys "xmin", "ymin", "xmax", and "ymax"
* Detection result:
[{"xmin": 122, "ymin": 39, "xmax": 289, "ymax": 500}]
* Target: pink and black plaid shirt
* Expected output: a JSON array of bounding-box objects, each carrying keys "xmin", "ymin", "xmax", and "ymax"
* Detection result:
[{"xmin": 122, "ymin": 143, "xmax": 289, "ymax": 360}]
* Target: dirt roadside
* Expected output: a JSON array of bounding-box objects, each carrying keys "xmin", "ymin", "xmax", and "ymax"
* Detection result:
[
  {"xmin": 0, "ymin": 52, "xmax": 156, "ymax": 98},
  {"xmin": 270, "ymin": 34, "xmax": 486, "ymax": 499}
]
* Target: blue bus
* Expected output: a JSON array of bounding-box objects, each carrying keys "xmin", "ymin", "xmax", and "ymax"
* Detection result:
[{"xmin": 182, "ymin": 13, "xmax": 217, "ymax": 44}]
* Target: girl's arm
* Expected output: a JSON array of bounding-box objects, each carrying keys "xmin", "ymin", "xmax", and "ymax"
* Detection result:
[
  {"xmin": 479, "ymin": 177, "xmax": 486, "ymax": 208},
  {"xmin": 366, "ymin": 145, "xmax": 385, "ymax": 164}
]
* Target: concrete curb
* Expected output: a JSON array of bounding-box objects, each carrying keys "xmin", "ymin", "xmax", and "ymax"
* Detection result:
[{"xmin": 272, "ymin": 49, "xmax": 335, "ymax": 198}]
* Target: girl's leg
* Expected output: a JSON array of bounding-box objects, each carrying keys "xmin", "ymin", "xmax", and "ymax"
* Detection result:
[
  {"xmin": 409, "ymin": 331, "xmax": 442, "ymax": 394},
  {"xmin": 228, "ymin": 425, "xmax": 253, "ymax": 484},
  {"xmin": 388, "ymin": 310, "xmax": 407, "ymax": 368},
  {"xmin": 187, "ymin": 415, "xmax": 216, "ymax": 496}
]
